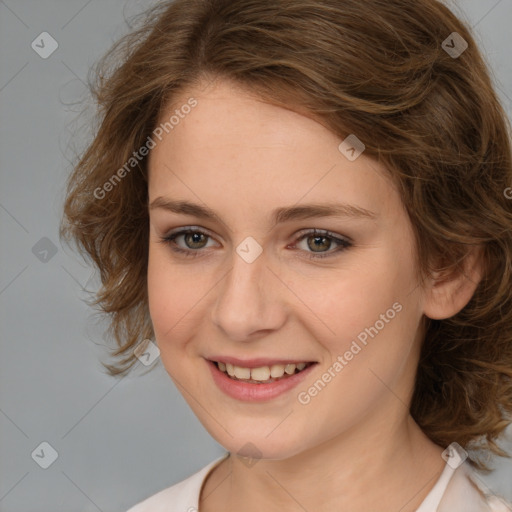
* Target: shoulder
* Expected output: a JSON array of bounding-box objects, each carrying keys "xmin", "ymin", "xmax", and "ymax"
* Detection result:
[
  {"xmin": 438, "ymin": 462, "xmax": 512, "ymax": 512},
  {"xmin": 465, "ymin": 468, "xmax": 512, "ymax": 512},
  {"xmin": 125, "ymin": 453, "xmax": 229, "ymax": 512}
]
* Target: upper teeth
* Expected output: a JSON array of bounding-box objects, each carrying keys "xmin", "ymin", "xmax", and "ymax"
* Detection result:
[{"xmin": 217, "ymin": 361, "xmax": 307, "ymax": 381}]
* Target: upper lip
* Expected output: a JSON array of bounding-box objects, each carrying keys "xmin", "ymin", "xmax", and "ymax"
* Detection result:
[{"xmin": 207, "ymin": 356, "xmax": 317, "ymax": 368}]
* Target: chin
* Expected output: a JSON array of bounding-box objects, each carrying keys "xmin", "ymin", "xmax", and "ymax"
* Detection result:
[{"xmin": 208, "ymin": 426, "xmax": 307, "ymax": 461}]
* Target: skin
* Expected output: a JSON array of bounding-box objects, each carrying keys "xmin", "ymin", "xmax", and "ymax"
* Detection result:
[{"xmin": 146, "ymin": 77, "xmax": 483, "ymax": 512}]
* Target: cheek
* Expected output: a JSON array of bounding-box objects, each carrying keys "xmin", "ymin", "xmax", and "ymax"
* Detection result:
[
  {"xmin": 146, "ymin": 241, "xmax": 220, "ymax": 369},
  {"xmin": 294, "ymin": 271, "xmax": 420, "ymax": 434},
  {"xmin": 303, "ymin": 248, "xmax": 420, "ymax": 382},
  {"xmin": 147, "ymin": 245, "xmax": 193, "ymax": 350},
  {"xmin": 147, "ymin": 245, "xmax": 168, "ymax": 330},
  {"xmin": 299, "ymin": 256, "xmax": 414, "ymax": 343}
]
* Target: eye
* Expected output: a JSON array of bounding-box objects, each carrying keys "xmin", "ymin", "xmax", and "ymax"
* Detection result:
[
  {"xmin": 291, "ymin": 229, "xmax": 352, "ymax": 260},
  {"xmin": 158, "ymin": 227, "xmax": 353, "ymax": 260},
  {"xmin": 159, "ymin": 228, "xmax": 216, "ymax": 258}
]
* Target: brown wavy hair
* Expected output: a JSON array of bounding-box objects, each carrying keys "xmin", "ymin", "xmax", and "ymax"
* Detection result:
[{"xmin": 60, "ymin": 0, "xmax": 512, "ymax": 470}]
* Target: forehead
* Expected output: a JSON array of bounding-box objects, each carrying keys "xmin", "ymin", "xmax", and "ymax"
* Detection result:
[
  {"xmin": 147, "ymin": 80, "xmax": 400, "ymax": 222},
  {"xmin": 153, "ymin": 80, "xmax": 339, "ymax": 156}
]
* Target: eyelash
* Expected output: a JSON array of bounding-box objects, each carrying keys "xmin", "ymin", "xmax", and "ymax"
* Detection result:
[{"xmin": 158, "ymin": 227, "xmax": 352, "ymax": 260}]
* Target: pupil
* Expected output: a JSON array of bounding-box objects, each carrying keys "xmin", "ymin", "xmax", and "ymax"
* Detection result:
[
  {"xmin": 187, "ymin": 233, "xmax": 204, "ymax": 248},
  {"xmin": 310, "ymin": 236, "xmax": 329, "ymax": 252}
]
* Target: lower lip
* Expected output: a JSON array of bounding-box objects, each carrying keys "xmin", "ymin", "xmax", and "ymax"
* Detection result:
[{"xmin": 207, "ymin": 359, "xmax": 317, "ymax": 402}]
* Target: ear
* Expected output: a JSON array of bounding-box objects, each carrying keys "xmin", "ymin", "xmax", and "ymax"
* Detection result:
[{"xmin": 422, "ymin": 245, "xmax": 484, "ymax": 320}]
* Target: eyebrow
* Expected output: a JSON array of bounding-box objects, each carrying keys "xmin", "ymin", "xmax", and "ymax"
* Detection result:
[{"xmin": 149, "ymin": 197, "xmax": 378, "ymax": 231}]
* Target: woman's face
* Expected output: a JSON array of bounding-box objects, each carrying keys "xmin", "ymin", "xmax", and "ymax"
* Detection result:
[{"xmin": 147, "ymin": 78, "xmax": 428, "ymax": 460}]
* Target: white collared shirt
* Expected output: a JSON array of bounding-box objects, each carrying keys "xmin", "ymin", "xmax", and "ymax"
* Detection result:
[{"xmin": 126, "ymin": 452, "xmax": 512, "ymax": 512}]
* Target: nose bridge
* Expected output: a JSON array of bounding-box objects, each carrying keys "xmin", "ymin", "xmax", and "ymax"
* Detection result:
[{"xmin": 211, "ymin": 239, "xmax": 284, "ymax": 340}]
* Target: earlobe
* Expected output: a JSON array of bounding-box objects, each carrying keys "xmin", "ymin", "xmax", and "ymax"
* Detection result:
[{"xmin": 422, "ymin": 245, "xmax": 484, "ymax": 320}]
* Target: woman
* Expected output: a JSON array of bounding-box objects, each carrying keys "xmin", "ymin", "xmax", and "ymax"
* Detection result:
[{"xmin": 61, "ymin": 0, "xmax": 512, "ymax": 510}]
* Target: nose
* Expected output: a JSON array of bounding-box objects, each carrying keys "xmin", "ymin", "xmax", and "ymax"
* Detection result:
[{"xmin": 210, "ymin": 245, "xmax": 287, "ymax": 342}]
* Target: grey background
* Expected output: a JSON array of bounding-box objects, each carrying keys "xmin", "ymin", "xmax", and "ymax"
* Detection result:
[{"xmin": 0, "ymin": 0, "xmax": 511, "ymax": 511}]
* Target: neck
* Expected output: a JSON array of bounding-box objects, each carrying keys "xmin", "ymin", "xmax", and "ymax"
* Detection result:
[{"xmin": 200, "ymin": 412, "xmax": 445, "ymax": 512}]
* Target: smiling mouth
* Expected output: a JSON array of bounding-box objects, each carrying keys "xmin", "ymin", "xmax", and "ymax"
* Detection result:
[{"xmin": 212, "ymin": 360, "xmax": 316, "ymax": 384}]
